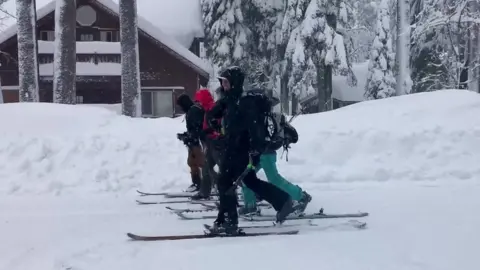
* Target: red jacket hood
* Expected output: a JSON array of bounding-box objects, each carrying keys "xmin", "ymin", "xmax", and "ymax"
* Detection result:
[{"xmin": 194, "ymin": 89, "xmax": 215, "ymax": 111}]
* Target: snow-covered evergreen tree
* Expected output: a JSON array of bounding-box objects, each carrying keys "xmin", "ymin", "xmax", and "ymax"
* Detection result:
[
  {"xmin": 119, "ymin": 0, "xmax": 141, "ymax": 117},
  {"xmin": 53, "ymin": 0, "xmax": 76, "ymax": 104},
  {"xmin": 408, "ymin": 0, "xmax": 480, "ymax": 92},
  {"xmin": 16, "ymin": 0, "xmax": 39, "ymax": 102},
  {"xmin": 244, "ymin": 0, "xmax": 284, "ymax": 91},
  {"xmin": 365, "ymin": 0, "xmax": 396, "ymax": 99},
  {"xmin": 286, "ymin": 0, "xmax": 350, "ymax": 111},
  {"xmin": 348, "ymin": 0, "xmax": 378, "ymax": 63},
  {"xmin": 201, "ymin": 0, "xmax": 251, "ymax": 72},
  {"xmin": 279, "ymin": 0, "xmax": 309, "ymax": 113}
]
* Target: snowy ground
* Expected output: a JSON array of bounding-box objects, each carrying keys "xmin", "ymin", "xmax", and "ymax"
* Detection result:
[{"xmin": 1, "ymin": 90, "xmax": 480, "ymax": 270}]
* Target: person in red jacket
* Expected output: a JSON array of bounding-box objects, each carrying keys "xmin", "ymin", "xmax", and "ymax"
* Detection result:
[{"xmin": 191, "ymin": 89, "xmax": 224, "ymax": 199}]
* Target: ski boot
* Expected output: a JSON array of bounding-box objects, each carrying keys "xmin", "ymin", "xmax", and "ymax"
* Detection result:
[
  {"xmin": 295, "ymin": 191, "xmax": 312, "ymax": 214},
  {"xmin": 275, "ymin": 199, "xmax": 297, "ymax": 224},
  {"xmin": 185, "ymin": 183, "xmax": 199, "ymax": 193},
  {"xmin": 211, "ymin": 218, "xmax": 242, "ymax": 235}
]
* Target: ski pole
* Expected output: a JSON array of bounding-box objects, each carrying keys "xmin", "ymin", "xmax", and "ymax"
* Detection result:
[{"xmin": 225, "ymin": 159, "xmax": 255, "ymax": 196}]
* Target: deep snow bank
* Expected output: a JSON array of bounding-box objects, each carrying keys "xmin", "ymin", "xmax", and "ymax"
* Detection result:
[
  {"xmin": 0, "ymin": 103, "xmax": 187, "ymax": 195},
  {"xmin": 0, "ymin": 90, "xmax": 479, "ymax": 196},
  {"xmin": 285, "ymin": 90, "xmax": 480, "ymax": 184}
]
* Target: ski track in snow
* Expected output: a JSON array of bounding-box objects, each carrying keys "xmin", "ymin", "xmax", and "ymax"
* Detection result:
[
  {"xmin": 1, "ymin": 182, "xmax": 480, "ymax": 270},
  {"xmin": 0, "ymin": 90, "xmax": 480, "ymax": 269}
]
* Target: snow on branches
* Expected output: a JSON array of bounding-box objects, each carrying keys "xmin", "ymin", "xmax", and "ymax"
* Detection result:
[{"xmin": 365, "ymin": 0, "xmax": 396, "ymax": 99}]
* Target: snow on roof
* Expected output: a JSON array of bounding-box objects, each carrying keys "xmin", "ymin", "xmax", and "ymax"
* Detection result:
[
  {"xmin": 38, "ymin": 41, "xmax": 121, "ymax": 54},
  {"xmin": 0, "ymin": 0, "xmax": 211, "ymax": 76},
  {"xmin": 0, "ymin": 0, "xmax": 57, "ymax": 44},
  {"xmin": 134, "ymin": 0, "xmax": 204, "ymax": 47},
  {"xmin": 39, "ymin": 62, "xmax": 121, "ymax": 76},
  {"xmin": 94, "ymin": 0, "xmax": 211, "ymax": 76},
  {"xmin": 332, "ymin": 61, "xmax": 370, "ymax": 102},
  {"xmin": 0, "ymin": 0, "xmax": 204, "ymax": 47}
]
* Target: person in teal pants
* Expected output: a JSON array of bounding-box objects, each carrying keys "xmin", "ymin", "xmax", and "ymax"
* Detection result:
[
  {"xmin": 239, "ymin": 113, "xmax": 312, "ymax": 215},
  {"xmin": 240, "ymin": 151, "xmax": 311, "ymax": 215}
]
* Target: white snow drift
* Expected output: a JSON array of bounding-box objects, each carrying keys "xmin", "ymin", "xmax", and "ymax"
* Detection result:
[
  {"xmin": 1, "ymin": 90, "xmax": 480, "ymax": 270},
  {"xmin": 0, "ymin": 89, "xmax": 479, "ymax": 196}
]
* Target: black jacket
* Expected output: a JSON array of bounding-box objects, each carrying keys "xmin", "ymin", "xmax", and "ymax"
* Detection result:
[
  {"xmin": 207, "ymin": 93, "xmax": 267, "ymax": 155},
  {"xmin": 177, "ymin": 94, "xmax": 204, "ymax": 146}
]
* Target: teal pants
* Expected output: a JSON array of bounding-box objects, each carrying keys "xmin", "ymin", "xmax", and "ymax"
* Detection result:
[{"xmin": 242, "ymin": 153, "xmax": 303, "ymax": 208}]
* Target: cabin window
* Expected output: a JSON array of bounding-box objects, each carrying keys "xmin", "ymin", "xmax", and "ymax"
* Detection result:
[
  {"xmin": 114, "ymin": 31, "xmax": 120, "ymax": 42},
  {"xmin": 76, "ymin": 5, "xmax": 97, "ymax": 26},
  {"xmin": 100, "ymin": 31, "xmax": 112, "ymax": 42},
  {"xmin": 199, "ymin": 42, "xmax": 206, "ymax": 58},
  {"xmin": 141, "ymin": 89, "xmax": 176, "ymax": 117},
  {"xmin": 80, "ymin": 34, "xmax": 94, "ymax": 41},
  {"xmin": 141, "ymin": 92, "xmax": 153, "ymax": 116},
  {"xmin": 40, "ymin": 31, "xmax": 55, "ymax": 41}
]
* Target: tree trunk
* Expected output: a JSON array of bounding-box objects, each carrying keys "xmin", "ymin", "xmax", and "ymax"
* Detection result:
[
  {"xmin": 324, "ymin": 65, "xmax": 333, "ymax": 110},
  {"xmin": 119, "ymin": 0, "xmax": 141, "ymax": 117},
  {"xmin": 280, "ymin": 71, "xmax": 289, "ymax": 114},
  {"xmin": 316, "ymin": 64, "xmax": 326, "ymax": 112},
  {"xmin": 395, "ymin": 0, "xmax": 411, "ymax": 95},
  {"xmin": 16, "ymin": 0, "xmax": 39, "ymax": 102},
  {"xmin": 0, "ymin": 77, "xmax": 4, "ymax": 104},
  {"xmin": 53, "ymin": 0, "xmax": 76, "ymax": 104}
]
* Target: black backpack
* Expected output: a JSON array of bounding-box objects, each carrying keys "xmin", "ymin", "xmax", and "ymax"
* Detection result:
[{"xmin": 244, "ymin": 90, "xmax": 299, "ymax": 156}]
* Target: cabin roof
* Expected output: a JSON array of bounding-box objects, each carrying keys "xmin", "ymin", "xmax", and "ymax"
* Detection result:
[{"xmin": 0, "ymin": 0, "xmax": 212, "ymax": 77}]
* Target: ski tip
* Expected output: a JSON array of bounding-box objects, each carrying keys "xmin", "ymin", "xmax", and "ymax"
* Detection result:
[
  {"xmin": 174, "ymin": 212, "xmax": 189, "ymax": 219},
  {"xmin": 126, "ymin": 232, "xmax": 141, "ymax": 240}
]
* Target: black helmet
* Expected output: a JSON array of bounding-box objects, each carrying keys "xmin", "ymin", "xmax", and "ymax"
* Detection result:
[{"xmin": 218, "ymin": 66, "xmax": 245, "ymax": 90}]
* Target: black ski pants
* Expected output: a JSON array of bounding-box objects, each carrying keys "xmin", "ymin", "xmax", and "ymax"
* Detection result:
[{"xmin": 216, "ymin": 148, "xmax": 290, "ymax": 224}]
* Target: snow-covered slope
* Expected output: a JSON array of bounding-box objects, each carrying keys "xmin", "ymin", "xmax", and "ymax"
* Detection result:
[
  {"xmin": 1, "ymin": 90, "xmax": 479, "ymax": 270},
  {"xmin": 1, "ymin": 90, "xmax": 479, "ymax": 196}
]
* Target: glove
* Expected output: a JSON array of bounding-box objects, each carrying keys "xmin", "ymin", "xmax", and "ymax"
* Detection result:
[
  {"xmin": 177, "ymin": 132, "xmax": 197, "ymax": 147},
  {"xmin": 177, "ymin": 132, "xmax": 187, "ymax": 141},
  {"xmin": 248, "ymin": 151, "xmax": 261, "ymax": 168},
  {"xmin": 208, "ymin": 118, "xmax": 222, "ymax": 133}
]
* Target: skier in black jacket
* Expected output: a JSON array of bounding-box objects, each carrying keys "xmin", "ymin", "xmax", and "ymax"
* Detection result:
[
  {"xmin": 207, "ymin": 66, "xmax": 297, "ymax": 234},
  {"xmin": 176, "ymin": 94, "xmax": 206, "ymax": 192}
]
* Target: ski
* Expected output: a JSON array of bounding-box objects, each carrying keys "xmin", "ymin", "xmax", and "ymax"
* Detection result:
[
  {"xmin": 126, "ymin": 230, "xmax": 298, "ymax": 241},
  {"xmin": 136, "ymin": 199, "xmax": 192, "ymax": 205},
  {"xmin": 174, "ymin": 211, "xmax": 217, "ymax": 219},
  {"xmin": 136, "ymin": 190, "xmax": 169, "ymax": 196},
  {"xmin": 203, "ymin": 220, "xmax": 316, "ymax": 230},
  {"xmin": 164, "ymin": 192, "xmax": 219, "ymax": 198},
  {"xmin": 136, "ymin": 198, "xmax": 247, "ymax": 205},
  {"xmin": 212, "ymin": 201, "xmax": 271, "ymax": 208},
  {"xmin": 168, "ymin": 202, "xmax": 273, "ymax": 214},
  {"xmin": 202, "ymin": 219, "xmax": 366, "ymax": 230},
  {"xmin": 242, "ymin": 210, "xmax": 369, "ymax": 222},
  {"xmin": 171, "ymin": 208, "xmax": 262, "ymax": 220},
  {"xmin": 136, "ymin": 199, "xmax": 220, "ymax": 205},
  {"xmin": 166, "ymin": 206, "xmax": 216, "ymax": 213},
  {"xmin": 136, "ymin": 190, "xmax": 217, "ymax": 197}
]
